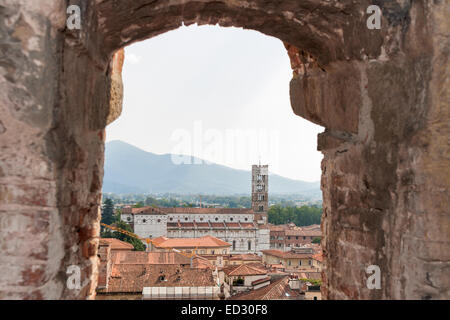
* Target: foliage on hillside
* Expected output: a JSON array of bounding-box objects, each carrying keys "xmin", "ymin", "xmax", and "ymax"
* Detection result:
[{"xmin": 268, "ymin": 205, "xmax": 322, "ymax": 226}]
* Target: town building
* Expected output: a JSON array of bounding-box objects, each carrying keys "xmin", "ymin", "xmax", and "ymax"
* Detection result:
[
  {"xmin": 228, "ymin": 275, "xmax": 306, "ymax": 300},
  {"xmin": 269, "ymin": 223, "xmax": 322, "ymax": 250},
  {"xmin": 221, "ymin": 263, "xmax": 270, "ymax": 297},
  {"xmin": 305, "ymin": 285, "xmax": 322, "ymax": 300},
  {"xmin": 99, "ymin": 238, "xmax": 134, "ymax": 251},
  {"xmin": 261, "ymin": 248, "xmax": 322, "ymax": 272},
  {"xmin": 150, "ymin": 235, "xmax": 231, "ymax": 255},
  {"xmin": 120, "ymin": 164, "xmax": 271, "ymax": 254},
  {"xmin": 195, "ymin": 253, "xmax": 262, "ymax": 268},
  {"xmin": 96, "ymin": 242, "xmax": 219, "ymax": 299}
]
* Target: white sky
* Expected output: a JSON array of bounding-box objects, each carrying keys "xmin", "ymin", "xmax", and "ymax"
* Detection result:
[{"xmin": 106, "ymin": 25, "xmax": 323, "ymax": 182}]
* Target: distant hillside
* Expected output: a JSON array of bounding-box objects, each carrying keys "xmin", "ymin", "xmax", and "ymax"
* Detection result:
[{"xmin": 103, "ymin": 140, "xmax": 321, "ymax": 196}]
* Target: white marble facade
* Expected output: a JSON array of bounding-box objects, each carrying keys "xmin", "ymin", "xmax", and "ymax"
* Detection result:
[{"xmin": 121, "ymin": 208, "xmax": 270, "ymax": 254}]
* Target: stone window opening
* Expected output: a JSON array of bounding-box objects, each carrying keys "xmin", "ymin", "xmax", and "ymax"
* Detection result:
[{"xmin": 2, "ymin": 0, "xmax": 444, "ymax": 301}]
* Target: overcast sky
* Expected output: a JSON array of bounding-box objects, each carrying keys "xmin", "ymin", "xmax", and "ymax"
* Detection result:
[{"xmin": 106, "ymin": 25, "xmax": 323, "ymax": 182}]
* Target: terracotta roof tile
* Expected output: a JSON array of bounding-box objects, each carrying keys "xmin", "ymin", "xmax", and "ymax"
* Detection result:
[
  {"xmin": 251, "ymin": 276, "xmax": 271, "ymax": 286},
  {"xmin": 241, "ymin": 223, "xmax": 256, "ymax": 228},
  {"xmin": 195, "ymin": 222, "xmax": 210, "ymax": 227},
  {"xmin": 229, "ymin": 276, "xmax": 303, "ymax": 300},
  {"xmin": 230, "ymin": 254, "xmax": 262, "ymax": 262},
  {"xmin": 312, "ymin": 252, "xmax": 323, "ymax": 262},
  {"xmin": 223, "ymin": 263, "xmax": 267, "ymax": 276},
  {"xmin": 111, "ymin": 251, "xmax": 192, "ymax": 265},
  {"xmin": 154, "ymin": 235, "xmax": 231, "ymax": 249},
  {"xmin": 100, "ymin": 264, "xmax": 215, "ymax": 293},
  {"xmin": 225, "ymin": 222, "xmax": 240, "ymax": 228},
  {"xmin": 123, "ymin": 206, "xmax": 167, "ymax": 215},
  {"xmin": 210, "ymin": 222, "xmax": 225, "ymax": 228},
  {"xmin": 100, "ymin": 238, "xmax": 134, "ymax": 251},
  {"xmin": 262, "ymin": 250, "xmax": 314, "ymax": 260},
  {"xmin": 151, "ymin": 236, "xmax": 169, "ymax": 245}
]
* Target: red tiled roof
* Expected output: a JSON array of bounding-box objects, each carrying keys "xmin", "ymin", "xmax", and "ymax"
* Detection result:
[
  {"xmin": 210, "ymin": 222, "xmax": 226, "ymax": 228},
  {"xmin": 230, "ymin": 254, "xmax": 262, "ymax": 262},
  {"xmin": 251, "ymin": 276, "xmax": 271, "ymax": 286},
  {"xmin": 123, "ymin": 206, "xmax": 166, "ymax": 215},
  {"xmin": 99, "ymin": 264, "xmax": 215, "ymax": 293},
  {"xmin": 223, "ymin": 263, "xmax": 267, "ymax": 276},
  {"xmin": 195, "ymin": 222, "xmax": 210, "ymax": 227},
  {"xmin": 229, "ymin": 276, "xmax": 303, "ymax": 300},
  {"xmin": 100, "ymin": 238, "xmax": 134, "ymax": 251},
  {"xmin": 154, "ymin": 235, "xmax": 231, "ymax": 249},
  {"xmin": 151, "ymin": 236, "xmax": 169, "ymax": 245},
  {"xmin": 262, "ymin": 250, "xmax": 314, "ymax": 259},
  {"xmin": 312, "ymin": 252, "xmax": 323, "ymax": 262},
  {"xmin": 225, "ymin": 222, "xmax": 240, "ymax": 228},
  {"xmin": 191, "ymin": 255, "xmax": 214, "ymax": 269},
  {"xmin": 240, "ymin": 223, "xmax": 256, "ymax": 228},
  {"xmin": 111, "ymin": 251, "xmax": 192, "ymax": 265}
]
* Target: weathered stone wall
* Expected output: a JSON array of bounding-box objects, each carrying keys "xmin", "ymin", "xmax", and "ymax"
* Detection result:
[
  {"xmin": 108, "ymin": 49, "xmax": 124, "ymax": 125},
  {"xmin": 312, "ymin": 1, "xmax": 450, "ymax": 299},
  {"xmin": 0, "ymin": 0, "xmax": 448, "ymax": 300}
]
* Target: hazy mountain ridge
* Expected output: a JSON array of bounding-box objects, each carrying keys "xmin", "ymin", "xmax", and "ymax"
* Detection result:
[{"xmin": 103, "ymin": 140, "xmax": 321, "ymax": 195}]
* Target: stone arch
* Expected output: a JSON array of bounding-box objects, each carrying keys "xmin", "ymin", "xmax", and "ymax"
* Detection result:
[{"xmin": 0, "ymin": 0, "xmax": 448, "ymax": 300}]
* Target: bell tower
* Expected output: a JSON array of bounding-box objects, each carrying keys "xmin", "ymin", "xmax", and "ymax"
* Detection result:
[{"xmin": 252, "ymin": 164, "xmax": 268, "ymax": 217}]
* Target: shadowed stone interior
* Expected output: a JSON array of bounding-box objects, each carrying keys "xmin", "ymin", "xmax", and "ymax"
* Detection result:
[{"xmin": 0, "ymin": 0, "xmax": 448, "ymax": 299}]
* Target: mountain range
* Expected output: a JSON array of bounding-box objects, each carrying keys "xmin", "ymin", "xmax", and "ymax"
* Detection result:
[{"xmin": 103, "ymin": 140, "xmax": 321, "ymax": 196}]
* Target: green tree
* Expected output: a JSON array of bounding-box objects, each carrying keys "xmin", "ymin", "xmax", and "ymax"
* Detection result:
[
  {"xmin": 268, "ymin": 205, "xmax": 322, "ymax": 226},
  {"xmin": 113, "ymin": 220, "xmax": 146, "ymax": 251},
  {"xmin": 133, "ymin": 201, "xmax": 144, "ymax": 208},
  {"xmin": 101, "ymin": 198, "xmax": 115, "ymax": 225},
  {"xmin": 312, "ymin": 237, "xmax": 321, "ymax": 244}
]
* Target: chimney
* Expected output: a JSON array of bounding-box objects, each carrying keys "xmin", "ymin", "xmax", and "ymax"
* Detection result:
[{"xmin": 288, "ymin": 278, "xmax": 301, "ymax": 290}]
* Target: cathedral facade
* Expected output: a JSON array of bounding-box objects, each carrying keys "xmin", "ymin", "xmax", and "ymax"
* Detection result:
[{"xmin": 121, "ymin": 164, "xmax": 270, "ymax": 254}]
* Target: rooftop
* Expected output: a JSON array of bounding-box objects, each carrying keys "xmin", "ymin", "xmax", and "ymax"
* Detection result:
[
  {"xmin": 261, "ymin": 249, "xmax": 315, "ymax": 260},
  {"xmin": 125, "ymin": 207, "xmax": 254, "ymax": 215},
  {"xmin": 98, "ymin": 264, "xmax": 216, "ymax": 293},
  {"xmin": 230, "ymin": 254, "xmax": 262, "ymax": 261},
  {"xmin": 160, "ymin": 207, "xmax": 254, "ymax": 215},
  {"xmin": 153, "ymin": 235, "xmax": 231, "ymax": 249},
  {"xmin": 100, "ymin": 238, "xmax": 134, "ymax": 251},
  {"xmin": 111, "ymin": 251, "xmax": 192, "ymax": 265},
  {"xmin": 222, "ymin": 263, "xmax": 267, "ymax": 276},
  {"xmin": 229, "ymin": 276, "xmax": 304, "ymax": 300}
]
